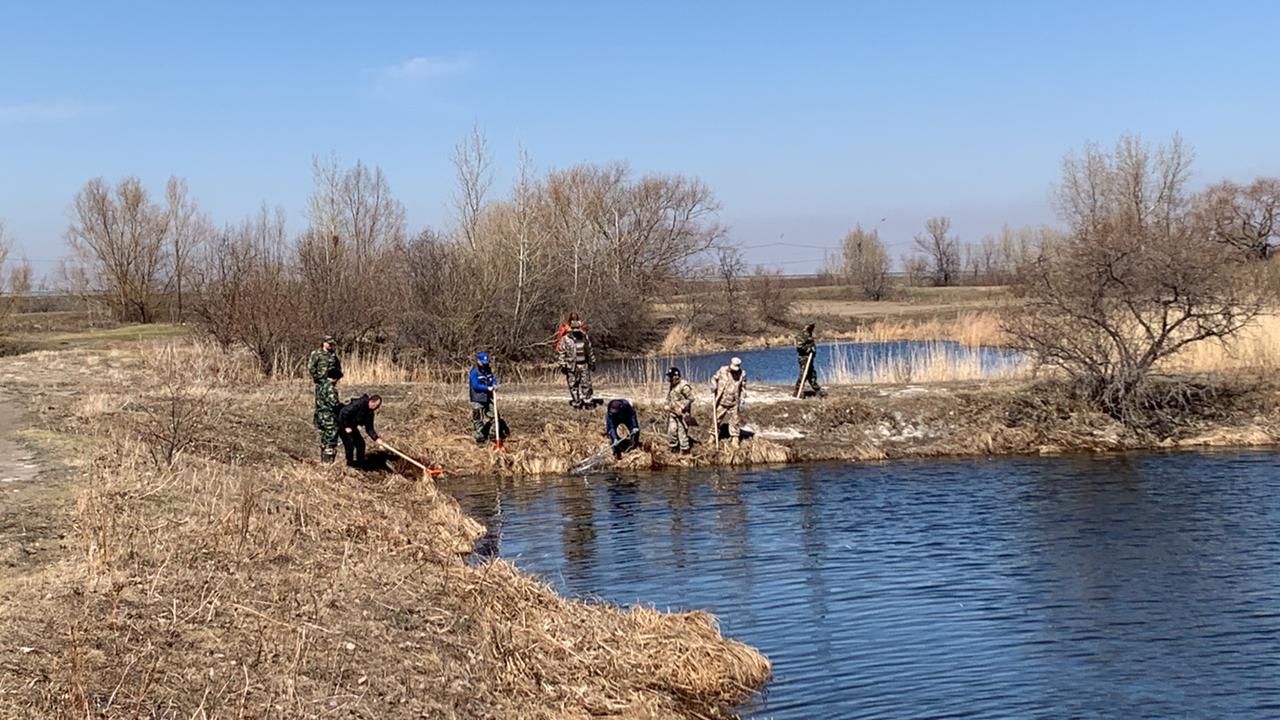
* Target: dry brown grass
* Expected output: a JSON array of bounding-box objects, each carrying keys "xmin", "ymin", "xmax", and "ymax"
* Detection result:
[
  {"xmin": 1165, "ymin": 313, "xmax": 1280, "ymax": 373},
  {"xmin": 0, "ymin": 341, "xmax": 771, "ymax": 719}
]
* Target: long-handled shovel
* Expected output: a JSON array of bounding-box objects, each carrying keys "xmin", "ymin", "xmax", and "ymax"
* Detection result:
[
  {"xmin": 711, "ymin": 386, "xmax": 723, "ymax": 449},
  {"xmin": 796, "ymin": 350, "xmax": 815, "ymax": 399},
  {"xmin": 379, "ymin": 440, "xmax": 444, "ymax": 478},
  {"xmin": 490, "ymin": 388, "xmax": 505, "ymax": 451}
]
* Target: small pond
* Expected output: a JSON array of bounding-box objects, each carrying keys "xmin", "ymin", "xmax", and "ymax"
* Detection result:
[{"xmin": 446, "ymin": 451, "xmax": 1280, "ymax": 718}]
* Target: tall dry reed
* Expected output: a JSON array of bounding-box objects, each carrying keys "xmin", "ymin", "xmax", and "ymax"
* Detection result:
[{"xmin": 827, "ymin": 341, "xmax": 1029, "ymax": 385}]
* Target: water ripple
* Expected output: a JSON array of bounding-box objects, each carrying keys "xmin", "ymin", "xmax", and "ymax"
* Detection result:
[{"xmin": 446, "ymin": 450, "xmax": 1280, "ymax": 718}]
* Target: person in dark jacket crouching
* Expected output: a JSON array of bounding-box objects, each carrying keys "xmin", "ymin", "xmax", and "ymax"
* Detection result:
[
  {"xmin": 605, "ymin": 398, "xmax": 641, "ymax": 458},
  {"xmin": 337, "ymin": 394, "xmax": 382, "ymax": 467}
]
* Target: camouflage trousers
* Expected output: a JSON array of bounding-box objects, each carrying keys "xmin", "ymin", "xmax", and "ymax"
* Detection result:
[
  {"xmin": 471, "ymin": 401, "xmax": 494, "ymax": 442},
  {"xmin": 794, "ymin": 353, "xmax": 821, "ymax": 395},
  {"xmin": 565, "ymin": 364, "xmax": 594, "ymax": 407},
  {"xmin": 715, "ymin": 404, "xmax": 742, "ymax": 440},
  {"xmin": 314, "ymin": 407, "xmax": 338, "ymax": 458},
  {"xmin": 667, "ymin": 414, "xmax": 691, "ymax": 451}
]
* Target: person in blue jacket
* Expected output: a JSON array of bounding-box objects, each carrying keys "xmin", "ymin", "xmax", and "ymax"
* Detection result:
[
  {"xmin": 605, "ymin": 398, "xmax": 641, "ymax": 458},
  {"xmin": 469, "ymin": 352, "xmax": 503, "ymax": 444}
]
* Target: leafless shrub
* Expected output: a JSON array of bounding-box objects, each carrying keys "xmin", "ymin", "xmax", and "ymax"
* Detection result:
[
  {"xmin": 1004, "ymin": 135, "xmax": 1265, "ymax": 425},
  {"xmin": 135, "ymin": 344, "xmax": 222, "ymax": 466},
  {"xmin": 838, "ymin": 224, "xmax": 890, "ymax": 299},
  {"xmin": 1195, "ymin": 177, "xmax": 1280, "ymax": 260},
  {"xmin": 747, "ymin": 265, "xmax": 794, "ymax": 324},
  {"xmin": 901, "ymin": 253, "xmax": 931, "ymax": 287},
  {"xmin": 191, "ymin": 206, "xmax": 308, "ymax": 375}
]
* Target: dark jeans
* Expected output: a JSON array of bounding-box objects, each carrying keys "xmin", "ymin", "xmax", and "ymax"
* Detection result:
[{"xmin": 341, "ymin": 429, "xmax": 366, "ymax": 466}]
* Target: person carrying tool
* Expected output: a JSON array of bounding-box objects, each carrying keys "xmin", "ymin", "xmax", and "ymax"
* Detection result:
[
  {"xmin": 558, "ymin": 320, "xmax": 595, "ymax": 409},
  {"xmin": 314, "ymin": 366, "xmax": 342, "ymax": 464},
  {"xmin": 794, "ymin": 322, "xmax": 824, "ymax": 397},
  {"xmin": 712, "ymin": 357, "xmax": 747, "ymax": 446},
  {"xmin": 469, "ymin": 352, "xmax": 502, "ymax": 444},
  {"xmin": 665, "ymin": 366, "xmax": 695, "ymax": 454},
  {"xmin": 308, "ymin": 334, "xmax": 342, "ymax": 385},
  {"xmin": 337, "ymin": 393, "xmax": 382, "ymax": 468},
  {"xmin": 604, "ymin": 399, "xmax": 641, "ymax": 458}
]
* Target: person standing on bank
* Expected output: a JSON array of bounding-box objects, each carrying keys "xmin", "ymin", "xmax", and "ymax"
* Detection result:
[
  {"xmin": 337, "ymin": 394, "xmax": 382, "ymax": 468},
  {"xmin": 469, "ymin": 352, "xmax": 501, "ymax": 444},
  {"xmin": 314, "ymin": 366, "xmax": 342, "ymax": 464},
  {"xmin": 665, "ymin": 367, "xmax": 695, "ymax": 454},
  {"xmin": 559, "ymin": 320, "xmax": 595, "ymax": 409},
  {"xmin": 308, "ymin": 335, "xmax": 342, "ymax": 385},
  {"xmin": 712, "ymin": 357, "xmax": 747, "ymax": 446},
  {"xmin": 794, "ymin": 322, "xmax": 824, "ymax": 397}
]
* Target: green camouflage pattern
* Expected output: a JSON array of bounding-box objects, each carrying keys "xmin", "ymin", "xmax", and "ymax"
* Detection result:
[
  {"xmin": 795, "ymin": 354, "xmax": 821, "ymax": 395},
  {"xmin": 795, "ymin": 327, "xmax": 817, "ymax": 356},
  {"xmin": 308, "ymin": 348, "xmax": 342, "ymax": 384},
  {"xmin": 313, "ymin": 379, "xmax": 340, "ymax": 455},
  {"xmin": 471, "ymin": 401, "xmax": 494, "ymax": 442},
  {"xmin": 794, "ymin": 327, "xmax": 820, "ymax": 395}
]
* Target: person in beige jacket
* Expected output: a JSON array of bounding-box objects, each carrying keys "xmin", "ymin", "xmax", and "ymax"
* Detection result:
[{"xmin": 711, "ymin": 357, "xmax": 747, "ymax": 446}]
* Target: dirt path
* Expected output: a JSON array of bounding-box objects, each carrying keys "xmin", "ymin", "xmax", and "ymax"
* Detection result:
[{"xmin": 0, "ymin": 390, "xmax": 66, "ymax": 575}]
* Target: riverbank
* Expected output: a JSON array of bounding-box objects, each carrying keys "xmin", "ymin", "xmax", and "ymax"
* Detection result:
[
  {"xmin": 0, "ymin": 343, "xmax": 770, "ymax": 718},
  {"xmin": 388, "ymin": 372, "xmax": 1280, "ymax": 478}
]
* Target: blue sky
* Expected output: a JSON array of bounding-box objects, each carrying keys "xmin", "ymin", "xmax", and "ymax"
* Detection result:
[{"xmin": 2, "ymin": 0, "xmax": 1278, "ymax": 273}]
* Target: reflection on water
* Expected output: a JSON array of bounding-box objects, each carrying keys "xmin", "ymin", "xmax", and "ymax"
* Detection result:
[{"xmin": 446, "ymin": 452, "xmax": 1280, "ymax": 719}]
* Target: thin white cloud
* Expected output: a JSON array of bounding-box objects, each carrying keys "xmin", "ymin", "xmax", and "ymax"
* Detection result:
[
  {"xmin": 0, "ymin": 99, "xmax": 106, "ymax": 125},
  {"xmin": 382, "ymin": 54, "xmax": 474, "ymax": 81}
]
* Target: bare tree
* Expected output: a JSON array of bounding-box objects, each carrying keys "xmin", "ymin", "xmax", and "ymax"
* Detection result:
[
  {"xmin": 0, "ymin": 221, "xmax": 19, "ymax": 324},
  {"xmin": 710, "ymin": 246, "xmax": 748, "ymax": 333},
  {"xmin": 1195, "ymin": 178, "xmax": 1280, "ymax": 260},
  {"xmin": 452, "ymin": 125, "xmax": 493, "ymax": 252},
  {"xmin": 162, "ymin": 177, "xmax": 209, "ymax": 321},
  {"xmin": 840, "ymin": 224, "xmax": 890, "ymax": 300},
  {"xmin": 65, "ymin": 177, "xmax": 173, "ymax": 323},
  {"xmin": 297, "ymin": 156, "xmax": 406, "ymax": 346},
  {"xmin": 1005, "ymin": 135, "xmax": 1263, "ymax": 423},
  {"xmin": 192, "ymin": 207, "xmax": 306, "ymax": 376},
  {"xmin": 912, "ymin": 216, "xmax": 960, "ymax": 286}
]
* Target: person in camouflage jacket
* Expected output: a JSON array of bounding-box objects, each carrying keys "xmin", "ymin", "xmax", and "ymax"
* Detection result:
[
  {"xmin": 308, "ymin": 335, "xmax": 342, "ymax": 385},
  {"xmin": 665, "ymin": 367, "xmax": 695, "ymax": 453},
  {"xmin": 794, "ymin": 322, "xmax": 823, "ymax": 397},
  {"xmin": 558, "ymin": 321, "xmax": 595, "ymax": 409}
]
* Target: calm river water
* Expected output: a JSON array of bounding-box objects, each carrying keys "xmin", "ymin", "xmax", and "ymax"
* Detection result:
[{"xmin": 445, "ymin": 451, "xmax": 1280, "ymax": 718}]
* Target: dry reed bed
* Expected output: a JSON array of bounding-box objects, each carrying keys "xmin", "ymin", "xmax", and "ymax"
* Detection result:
[{"xmin": 0, "ymin": 343, "xmax": 771, "ymax": 719}]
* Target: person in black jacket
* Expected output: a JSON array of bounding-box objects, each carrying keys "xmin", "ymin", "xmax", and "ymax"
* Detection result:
[{"xmin": 337, "ymin": 394, "xmax": 382, "ymax": 467}]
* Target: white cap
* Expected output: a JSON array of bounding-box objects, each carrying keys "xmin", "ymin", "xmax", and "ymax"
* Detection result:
[{"xmin": 729, "ymin": 357, "xmax": 742, "ymax": 369}]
